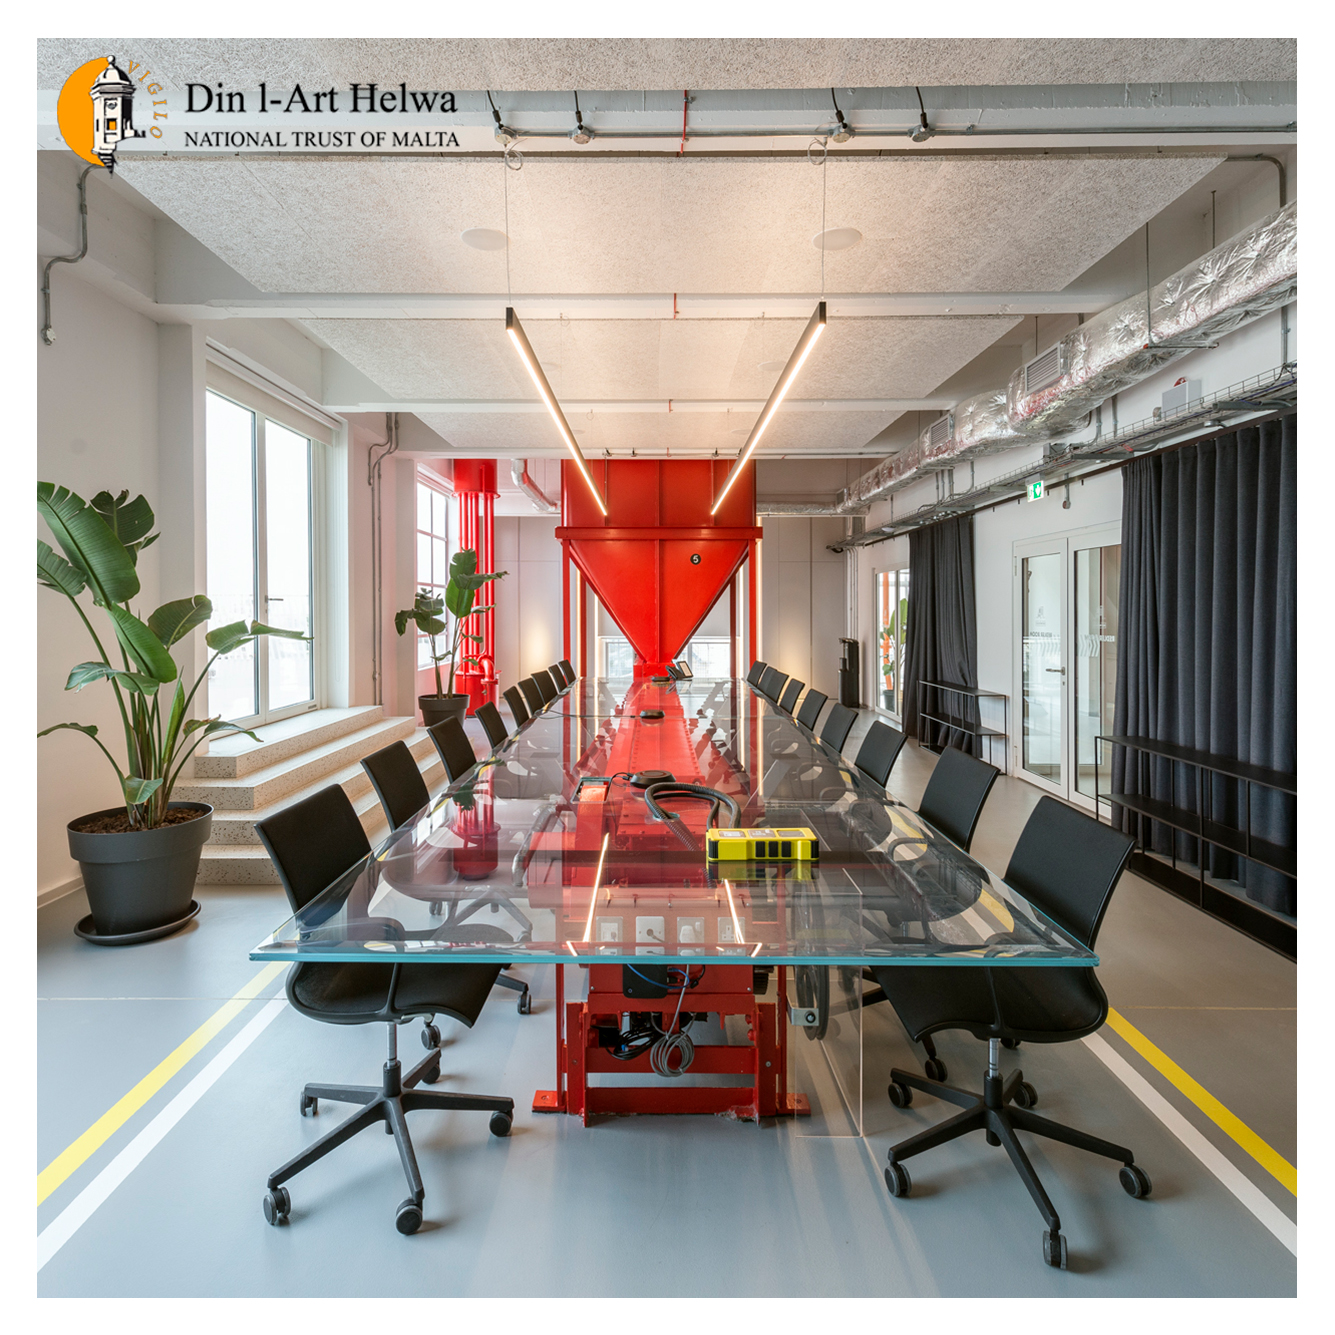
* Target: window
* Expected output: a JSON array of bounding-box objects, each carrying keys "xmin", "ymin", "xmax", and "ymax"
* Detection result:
[
  {"xmin": 205, "ymin": 389, "xmax": 316, "ymax": 725},
  {"xmin": 875, "ymin": 568, "xmax": 910, "ymax": 718},
  {"xmin": 683, "ymin": 636, "xmax": 730, "ymax": 677},
  {"xmin": 415, "ymin": 477, "xmax": 454, "ymax": 671},
  {"xmin": 600, "ymin": 636, "xmax": 634, "ymax": 677}
]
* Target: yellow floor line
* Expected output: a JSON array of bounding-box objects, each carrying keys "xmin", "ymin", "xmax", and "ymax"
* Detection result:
[
  {"xmin": 1105, "ymin": 1006, "xmax": 1296, "ymax": 1197},
  {"xmin": 37, "ymin": 962, "xmax": 286, "ymax": 1205}
]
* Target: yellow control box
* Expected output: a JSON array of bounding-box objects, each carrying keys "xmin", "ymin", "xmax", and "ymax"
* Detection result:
[{"xmin": 706, "ymin": 827, "xmax": 820, "ymax": 862}]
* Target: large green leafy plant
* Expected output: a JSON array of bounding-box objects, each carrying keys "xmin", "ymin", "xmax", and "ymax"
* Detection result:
[
  {"xmin": 395, "ymin": 549, "xmax": 506, "ymax": 697},
  {"xmin": 37, "ymin": 484, "xmax": 306, "ymax": 830}
]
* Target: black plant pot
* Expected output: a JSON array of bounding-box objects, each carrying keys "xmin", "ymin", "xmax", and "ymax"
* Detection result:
[
  {"xmin": 67, "ymin": 801, "xmax": 213, "ymax": 945},
  {"xmin": 419, "ymin": 694, "xmax": 469, "ymax": 728}
]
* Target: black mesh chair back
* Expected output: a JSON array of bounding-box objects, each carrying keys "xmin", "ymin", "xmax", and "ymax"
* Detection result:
[
  {"xmin": 853, "ymin": 721, "xmax": 908, "ymax": 790},
  {"xmin": 475, "ymin": 701, "xmax": 509, "ymax": 750},
  {"xmin": 746, "ymin": 660, "xmax": 767, "ymax": 687},
  {"xmin": 916, "ymin": 745, "xmax": 1000, "ymax": 853},
  {"xmin": 532, "ymin": 670, "xmax": 558, "ymax": 703},
  {"xmin": 795, "ymin": 688, "xmax": 827, "ymax": 731},
  {"xmin": 558, "ymin": 658, "xmax": 576, "ymax": 683},
  {"xmin": 360, "ymin": 741, "xmax": 430, "ymax": 834},
  {"xmin": 427, "ymin": 717, "xmax": 479, "ymax": 784},
  {"xmin": 503, "ymin": 685, "xmax": 531, "ymax": 726},
  {"xmin": 256, "ymin": 784, "xmax": 372, "ymax": 913},
  {"xmin": 1004, "ymin": 796, "xmax": 1134, "ymax": 948},
  {"xmin": 820, "ymin": 702, "xmax": 857, "ymax": 754},
  {"xmin": 517, "ymin": 677, "xmax": 544, "ymax": 713},
  {"xmin": 759, "ymin": 667, "xmax": 789, "ymax": 701},
  {"xmin": 777, "ymin": 678, "xmax": 803, "ymax": 714}
]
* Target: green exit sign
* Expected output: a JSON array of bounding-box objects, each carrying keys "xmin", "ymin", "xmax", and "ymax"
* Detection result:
[{"xmin": 1027, "ymin": 479, "xmax": 1045, "ymax": 502}]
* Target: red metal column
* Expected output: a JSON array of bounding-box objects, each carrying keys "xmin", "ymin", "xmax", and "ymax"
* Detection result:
[
  {"xmin": 577, "ymin": 569, "xmax": 588, "ymax": 677},
  {"xmin": 452, "ymin": 460, "xmax": 499, "ymax": 713},
  {"xmin": 747, "ymin": 540, "xmax": 758, "ymax": 671},
  {"xmin": 562, "ymin": 542, "xmax": 571, "ymax": 662},
  {"xmin": 729, "ymin": 574, "xmax": 738, "ymax": 679}
]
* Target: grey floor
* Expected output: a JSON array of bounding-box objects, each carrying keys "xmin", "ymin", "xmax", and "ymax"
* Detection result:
[{"xmin": 37, "ymin": 722, "xmax": 1297, "ymax": 1297}]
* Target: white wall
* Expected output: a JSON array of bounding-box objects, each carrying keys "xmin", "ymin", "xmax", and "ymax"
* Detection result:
[
  {"xmin": 760, "ymin": 517, "xmax": 846, "ymax": 699},
  {"xmin": 494, "ymin": 516, "xmax": 563, "ymax": 685}
]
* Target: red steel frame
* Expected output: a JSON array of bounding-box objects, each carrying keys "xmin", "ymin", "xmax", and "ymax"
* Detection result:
[{"xmin": 452, "ymin": 460, "xmax": 499, "ymax": 713}]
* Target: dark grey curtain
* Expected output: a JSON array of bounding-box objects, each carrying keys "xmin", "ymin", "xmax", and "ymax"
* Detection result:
[
  {"xmin": 1112, "ymin": 414, "xmax": 1296, "ymax": 918},
  {"xmin": 903, "ymin": 515, "xmax": 979, "ymax": 754}
]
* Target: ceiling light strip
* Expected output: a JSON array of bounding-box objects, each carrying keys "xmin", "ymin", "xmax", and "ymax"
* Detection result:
[
  {"xmin": 505, "ymin": 307, "xmax": 608, "ymax": 515},
  {"xmin": 711, "ymin": 301, "xmax": 826, "ymax": 515}
]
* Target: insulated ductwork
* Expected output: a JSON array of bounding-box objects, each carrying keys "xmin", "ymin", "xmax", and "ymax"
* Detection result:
[
  {"xmin": 510, "ymin": 458, "xmax": 558, "ymax": 514},
  {"xmin": 837, "ymin": 201, "xmax": 1298, "ymax": 511}
]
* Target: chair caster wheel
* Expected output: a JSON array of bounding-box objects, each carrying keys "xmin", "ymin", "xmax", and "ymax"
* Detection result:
[
  {"xmin": 263, "ymin": 1186, "xmax": 290, "ymax": 1226},
  {"xmin": 421, "ymin": 1023, "xmax": 442, "ymax": 1050},
  {"xmin": 923, "ymin": 1056, "xmax": 948, "ymax": 1082},
  {"xmin": 888, "ymin": 1080, "xmax": 913, "ymax": 1109},
  {"xmin": 1043, "ymin": 1230, "xmax": 1068, "ymax": 1269},
  {"xmin": 1120, "ymin": 1164, "xmax": 1152, "ymax": 1198},
  {"xmin": 517, "ymin": 990, "xmax": 532, "ymax": 1015},
  {"xmin": 300, "ymin": 1093, "xmax": 318, "ymax": 1117},
  {"xmin": 489, "ymin": 1111, "xmax": 513, "ymax": 1137},
  {"xmin": 422, "ymin": 1061, "xmax": 441, "ymax": 1085},
  {"xmin": 428, "ymin": 901, "xmax": 443, "ymax": 916},
  {"xmin": 884, "ymin": 1162, "xmax": 912, "ymax": 1198},
  {"xmin": 1013, "ymin": 1080, "xmax": 1038, "ymax": 1109},
  {"xmin": 1001, "ymin": 1038, "xmax": 1020, "ymax": 1050},
  {"xmin": 395, "ymin": 1199, "xmax": 423, "ymax": 1235}
]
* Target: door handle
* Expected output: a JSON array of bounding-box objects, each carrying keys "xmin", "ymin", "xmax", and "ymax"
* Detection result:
[
  {"xmin": 265, "ymin": 596, "xmax": 284, "ymax": 602},
  {"xmin": 1045, "ymin": 667, "xmax": 1065, "ymax": 673}
]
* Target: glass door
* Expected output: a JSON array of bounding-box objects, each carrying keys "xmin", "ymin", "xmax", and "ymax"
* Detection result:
[
  {"xmin": 1072, "ymin": 537, "xmax": 1121, "ymax": 809},
  {"xmin": 206, "ymin": 390, "xmax": 316, "ymax": 726},
  {"xmin": 1016, "ymin": 543, "xmax": 1068, "ymax": 794},
  {"xmin": 874, "ymin": 567, "xmax": 909, "ymax": 718}
]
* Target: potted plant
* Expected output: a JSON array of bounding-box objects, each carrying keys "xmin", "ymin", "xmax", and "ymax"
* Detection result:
[
  {"xmin": 879, "ymin": 628, "xmax": 896, "ymax": 710},
  {"xmin": 395, "ymin": 548, "xmax": 506, "ymax": 728},
  {"xmin": 37, "ymin": 483, "xmax": 306, "ymax": 944}
]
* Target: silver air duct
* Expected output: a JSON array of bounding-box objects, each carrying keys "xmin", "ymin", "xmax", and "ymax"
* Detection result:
[
  {"xmin": 837, "ymin": 201, "xmax": 1297, "ymax": 511},
  {"xmin": 510, "ymin": 458, "xmax": 558, "ymax": 514}
]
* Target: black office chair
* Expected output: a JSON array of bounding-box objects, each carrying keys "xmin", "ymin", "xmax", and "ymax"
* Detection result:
[
  {"xmin": 503, "ymin": 685, "xmax": 531, "ymax": 727},
  {"xmin": 546, "ymin": 664, "xmax": 569, "ymax": 691},
  {"xmin": 795, "ymin": 688, "xmax": 827, "ymax": 731},
  {"xmin": 361, "ymin": 740, "xmax": 429, "ymax": 832},
  {"xmin": 746, "ymin": 660, "xmax": 767, "ymax": 687},
  {"xmin": 862, "ymin": 743, "xmax": 1000, "ymax": 1077},
  {"xmin": 874, "ymin": 797, "xmax": 1145, "ymax": 1269},
  {"xmin": 820, "ymin": 701, "xmax": 857, "ymax": 754},
  {"xmin": 559, "ymin": 658, "xmax": 576, "ymax": 683},
  {"xmin": 255, "ymin": 785, "xmax": 514, "ymax": 1236},
  {"xmin": 777, "ymin": 678, "xmax": 803, "ymax": 714},
  {"xmin": 853, "ymin": 720, "xmax": 908, "ymax": 790},
  {"xmin": 760, "ymin": 667, "xmax": 789, "ymax": 702},
  {"xmin": 475, "ymin": 701, "xmax": 509, "ymax": 750},
  {"xmin": 517, "ymin": 677, "xmax": 544, "ymax": 714},
  {"xmin": 532, "ymin": 669, "xmax": 558, "ymax": 703},
  {"xmin": 428, "ymin": 717, "xmax": 479, "ymax": 783}
]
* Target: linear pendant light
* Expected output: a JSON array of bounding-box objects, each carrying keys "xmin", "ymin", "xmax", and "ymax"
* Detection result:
[
  {"xmin": 711, "ymin": 300, "xmax": 826, "ymax": 515},
  {"xmin": 506, "ymin": 307, "xmax": 608, "ymax": 515}
]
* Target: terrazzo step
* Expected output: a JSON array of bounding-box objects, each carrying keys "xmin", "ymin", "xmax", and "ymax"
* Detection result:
[
  {"xmin": 205, "ymin": 731, "xmax": 441, "ymax": 845},
  {"xmin": 175, "ymin": 715, "xmax": 419, "ymax": 811},
  {"xmin": 193, "ymin": 705, "xmax": 386, "ymax": 779}
]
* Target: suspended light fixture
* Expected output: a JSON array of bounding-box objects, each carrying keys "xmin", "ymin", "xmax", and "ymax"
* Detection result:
[
  {"xmin": 506, "ymin": 307, "xmax": 607, "ymax": 515},
  {"xmin": 830, "ymin": 87, "xmax": 853, "ymax": 143},
  {"xmin": 570, "ymin": 90, "xmax": 594, "ymax": 144},
  {"xmin": 711, "ymin": 301, "xmax": 826, "ymax": 515}
]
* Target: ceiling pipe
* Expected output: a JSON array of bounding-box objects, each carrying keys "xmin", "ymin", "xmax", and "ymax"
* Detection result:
[
  {"xmin": 836, "ymin": 200, "xmax": 1297, "ymax": 512},
  {"xmin": 510, "ymin": 458, "xmax": 558, "ymax": 514}
]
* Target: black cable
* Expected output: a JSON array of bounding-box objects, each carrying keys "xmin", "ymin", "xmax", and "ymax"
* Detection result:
[
  {"xmin": 915, "ymin": 85, "xmax": 929, "ymax": 133},
  {"xmin": 643, "ymin": 782, "xmax": 741, "ymax": 829}
]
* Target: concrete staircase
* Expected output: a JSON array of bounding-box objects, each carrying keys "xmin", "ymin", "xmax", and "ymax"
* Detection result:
[{"xmin": 182, "ymin": 705, "xmax": 445, "ymax": 885}]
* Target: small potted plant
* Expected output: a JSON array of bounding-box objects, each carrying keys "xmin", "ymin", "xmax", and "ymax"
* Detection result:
[
  {"xmin": 38, "ymin": 483, "xmax": 307, "ymax": 943},
  {"xmin": 395, "ymin": 548, "xmax": 506, "ymax": 728}
]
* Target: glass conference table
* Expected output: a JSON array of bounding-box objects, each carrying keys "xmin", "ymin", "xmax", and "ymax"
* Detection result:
[{"xmin": 252, "ymin": 676, "xmax": 1093, "ymax": 1133}]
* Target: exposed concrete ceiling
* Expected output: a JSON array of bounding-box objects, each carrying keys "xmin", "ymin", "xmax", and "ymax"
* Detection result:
[{"xmin": 35, "ymin": 37, "xmax": 1296, "ymax": 91}]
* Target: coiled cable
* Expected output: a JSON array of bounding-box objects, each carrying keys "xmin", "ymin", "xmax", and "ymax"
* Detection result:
[
  {"xmin": 649, "ymin": 975, "xmax": 695, "ymax": 1077},
  {"xmin": 643, "ymin": 781, "xmax": 741, "ymax": 831}
]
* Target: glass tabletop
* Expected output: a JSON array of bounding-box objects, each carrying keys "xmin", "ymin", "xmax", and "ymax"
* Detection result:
[{"xmin": 251, "ymin": 678, "xmax": 1094, "ymax": 968}]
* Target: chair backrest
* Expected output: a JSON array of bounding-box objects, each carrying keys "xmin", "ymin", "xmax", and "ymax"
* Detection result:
[
  {"xmin": 559, "ymin": 658, "xmax": 576, "ymax": 683},
  {"xmin": 359, "ymin": 740, "xmax": 430, "ymax": 833},
  {"xmin": 746, "ymin": 660, "xmax": 767, "ymax": 687},
  {"xmin": 503, "ymin": 685, "xmax": 531, "ymax": 726},
  {"xmin": 427, "ymin": 717, "xmax": 479, "ymax": 783},
  {"xmin": 673, "ymin": 660, "xmax": 693, "ymax": 679},
  {"xmin": 1003, "ymin": 796, "xmax": 1135, "ymax": 948},
  {"xmin": 759, "ymin": 666, "xmax": 789, "ymax": 701},
  {"xmin": 532, "ymin": 669, "xmax": 558, "ymax": 703},
  {"xmin": 854, "ymin": 720, "xmax": 908, "ymax": 789},
  {"xmin": 475, "ymin": 701, "xmax": 509, "ymax": 749},
  {"xmin": 916, "ymin": 745, "xmax": 1000, "ymax": 853},
  {"xmin": 777, "ymin": 678, "xmax": 804, "ymax": 714},
  {"xmin": 795, "ymin": 688, "xmax": 827, "ymax": 731},
  {"xmin": 517, "ymin": 677, "xmax": 544, "ymax": 712},
  {"xmin": 820, "ymin": 702, "xmax": 857, "ymax": 754},
  {"xmin": 256, "ymin": 784, "xmax": 372, "ymax": 913},
  {"xmin": 546, "ymin": 664, "xmax": 568, "ymax": 690}
]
